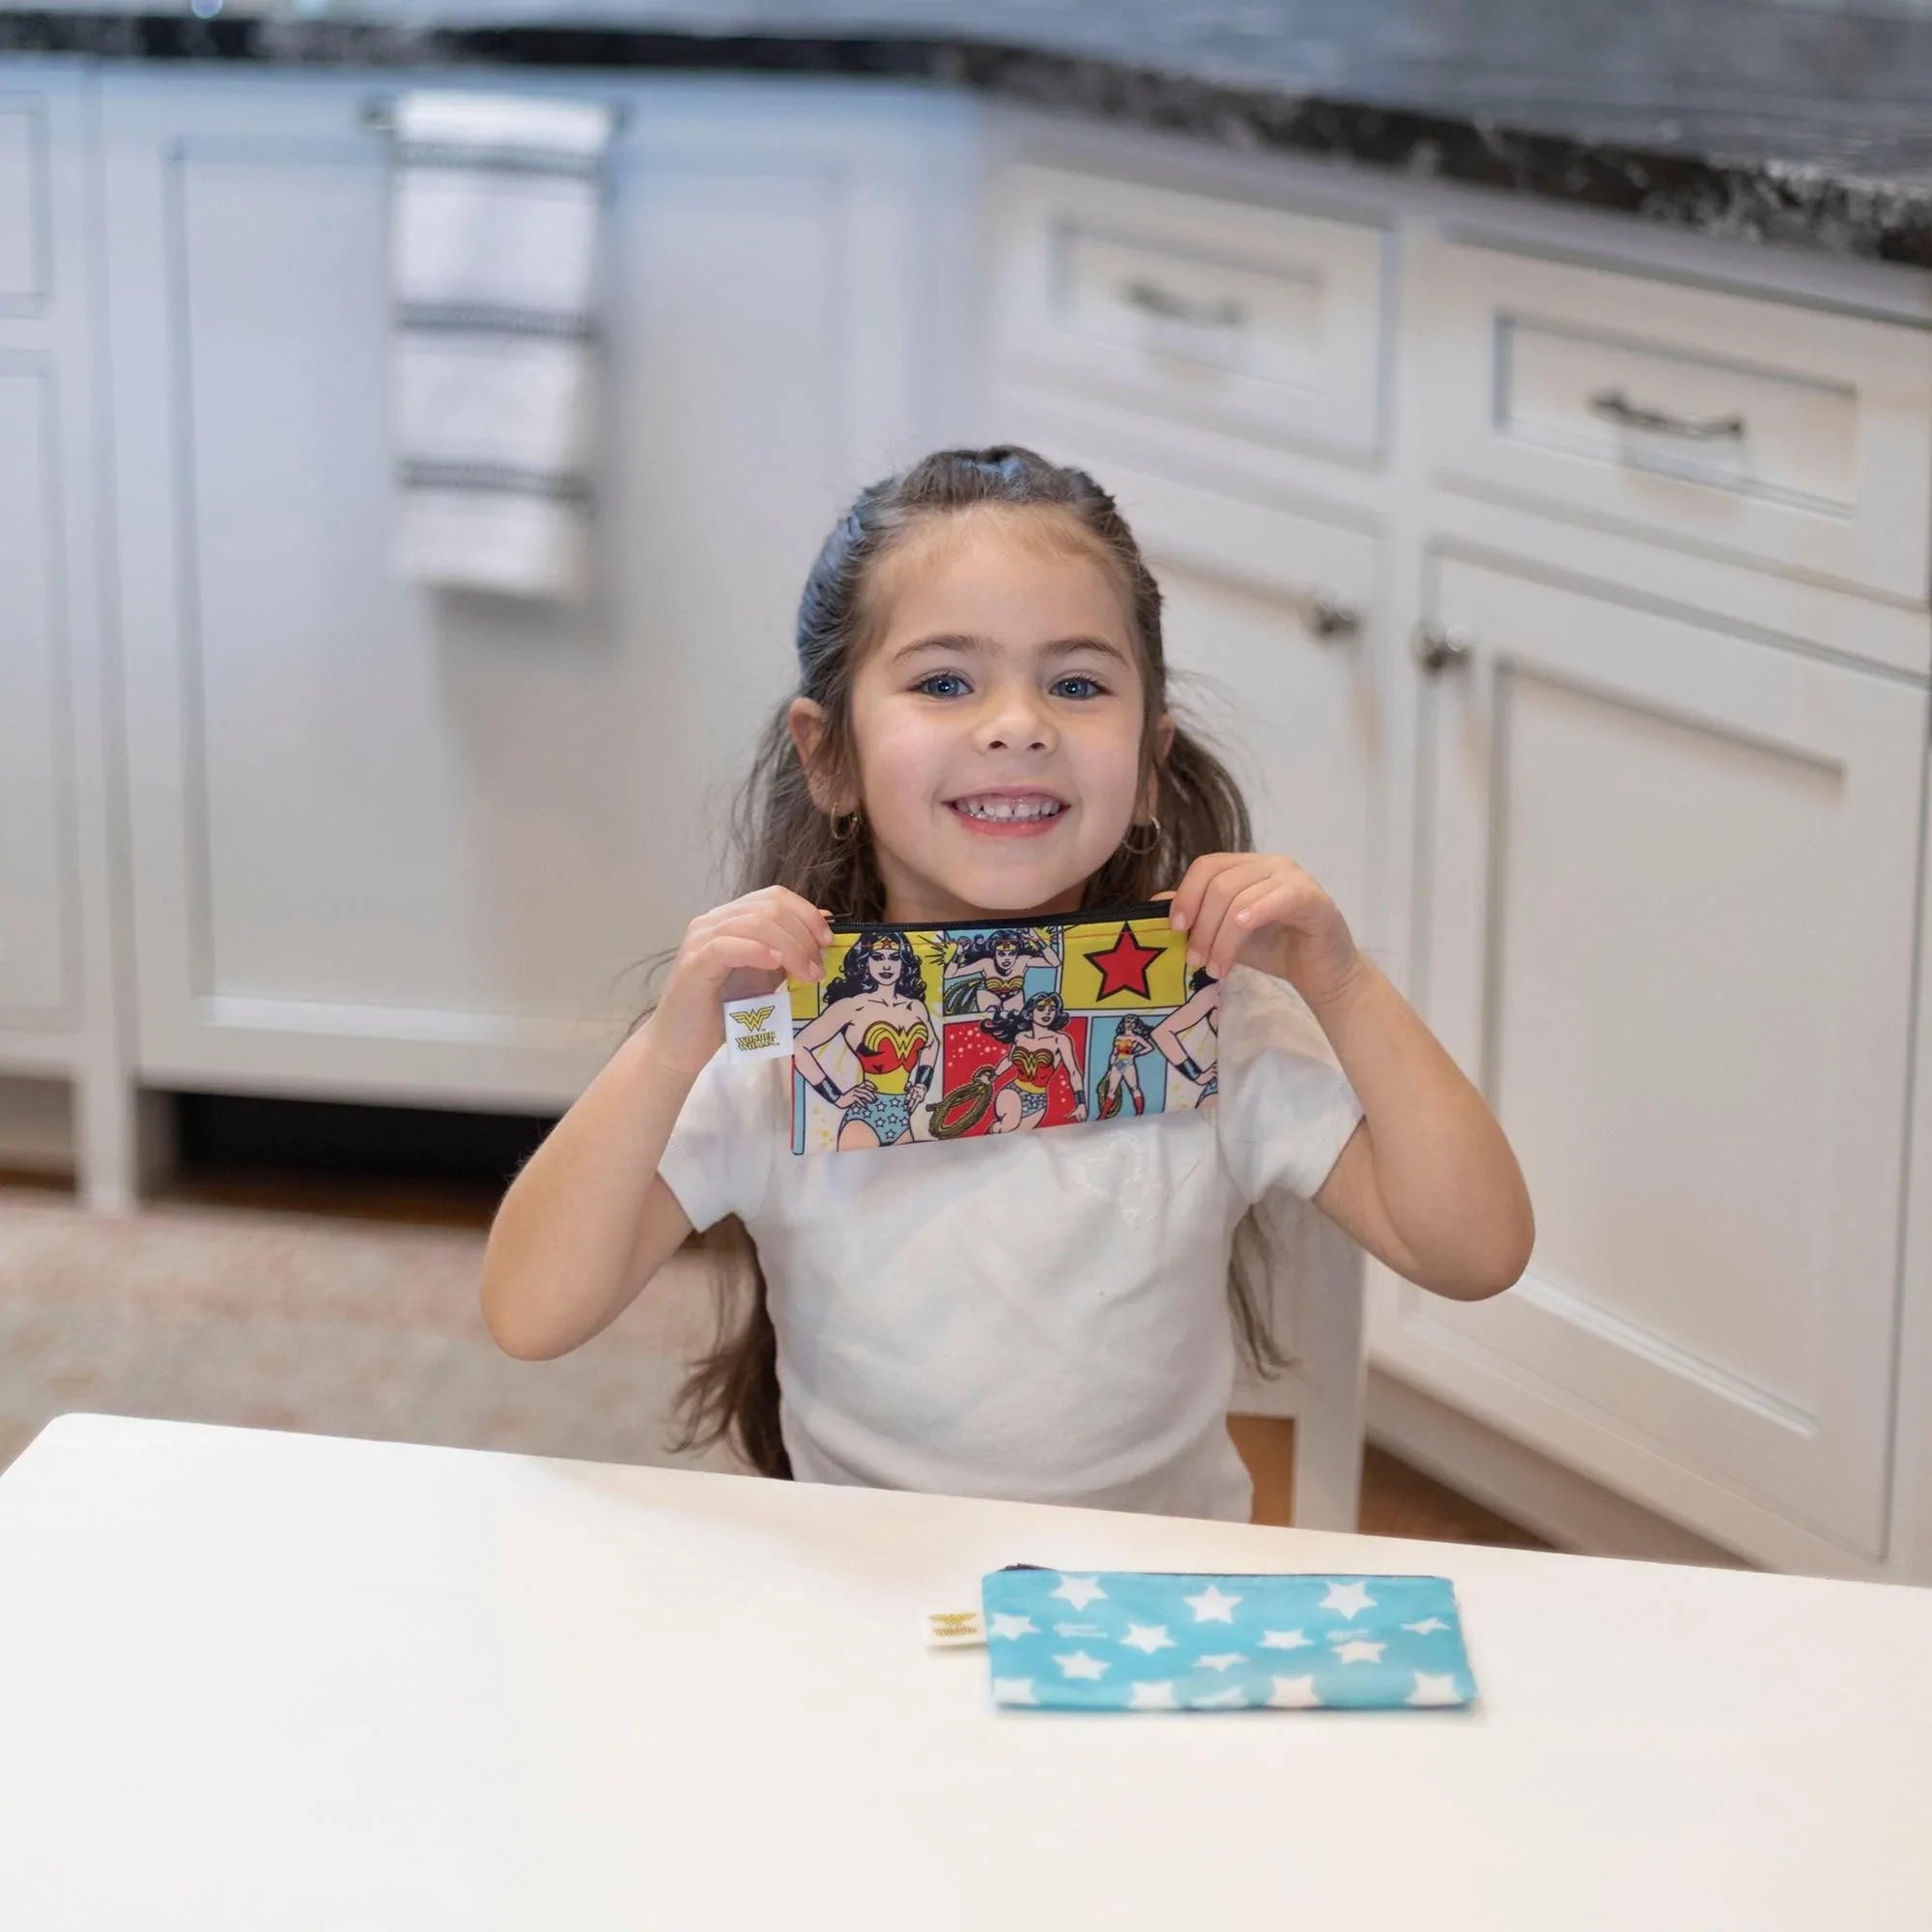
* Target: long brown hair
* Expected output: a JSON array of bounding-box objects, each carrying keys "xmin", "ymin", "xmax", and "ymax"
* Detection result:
[{"xmin": 667, "ymin": 444, "xmax": 1289, "ymax": 1479}]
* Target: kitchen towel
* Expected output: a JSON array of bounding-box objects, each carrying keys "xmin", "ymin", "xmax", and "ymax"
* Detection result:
[
  {"xmin": 781, "ymin": 905, "xmax": 1222, "ymax": 1154},
  {"xmin": 386, "ymin": 90, "xmax": 616, "ymax": 599},
  {"xmin": 980, "ymin": 1566, "xmax": 1477, "ymax": 1712}
]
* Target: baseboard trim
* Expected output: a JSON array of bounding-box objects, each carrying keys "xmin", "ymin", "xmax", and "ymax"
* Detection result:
[{"xmin": 1367, "ymin": 1369, "xmax": 1751, "ymax": 1571}]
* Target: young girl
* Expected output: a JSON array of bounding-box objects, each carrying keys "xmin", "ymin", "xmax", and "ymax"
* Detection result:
[{"xmin": 481, "ymin": 445, "xmax": 1533, "ymax": 1521}]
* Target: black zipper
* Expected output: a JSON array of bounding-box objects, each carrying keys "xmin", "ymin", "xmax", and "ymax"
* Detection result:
[{"xmin": 831, "ymin": 899, "xmax": 1177, "ymax": 937}]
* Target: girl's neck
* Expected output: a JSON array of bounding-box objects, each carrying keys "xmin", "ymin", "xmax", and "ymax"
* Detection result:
[{"xmin": 880, "ymin": 880, "xmax": 1090, "ymax": 928}]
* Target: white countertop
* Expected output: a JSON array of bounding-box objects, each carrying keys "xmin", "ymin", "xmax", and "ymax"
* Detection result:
[{"xmin": 1, "ymin": 1412, "xmax": 1927, "ymax": 1928}]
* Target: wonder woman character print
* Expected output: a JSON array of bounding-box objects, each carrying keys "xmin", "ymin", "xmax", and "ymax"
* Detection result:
[
  {"xmin": 786, "ymin": 906, "xmax": 1220, "ymax": 1154},
  {"xmin": 941, "ymin": 927, "xmax": 1060, "ymax": 1034},
  {"xmin": 993, "ymin": 993, "xmax": 1086, "ymax": 1132},
  {"xmin": 791, "ymin": 932, "xmax": 939, "ymax": 1151},
  {"xmin": 1151, "ymin": 967, "xmax": 1220, "ymax": 1104},
  {"xmin": 1096, "ymin": 1013, "xmax": 1155, "ymax": 1120}
]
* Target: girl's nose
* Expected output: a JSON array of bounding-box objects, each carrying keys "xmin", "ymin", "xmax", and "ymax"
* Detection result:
[{"xmin": 980, "ymin": 685, "xmax": 1056, "ymax": 754}]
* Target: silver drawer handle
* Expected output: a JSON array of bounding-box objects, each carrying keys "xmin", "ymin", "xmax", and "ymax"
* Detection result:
[
  {"xmin": 1121, "ymin": 278, "xmax": 1246, "ymax": 331},
  {"xmin": 1588, "ymin": 386, "xmax": 1746, "ymax": 441},
  {"xmin": 1412, "ymin": 621, "xmax": 1474, "ymax": 673},
  {"xmin": 1305, "ymin": 588, "xmax": 1362, "ymax": 642}
]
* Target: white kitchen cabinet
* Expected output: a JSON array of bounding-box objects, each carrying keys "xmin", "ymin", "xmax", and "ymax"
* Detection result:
[
  {"xmin": 994, "ymin": 444, "xmax": 1382, "ymax": 945},
  {"xmin": 0, "ymin": 340, "xmax": 72, "ymax": 1031},
  {"xmin": 1372, "ymin": 552, "xmax": 1925, "ymax": 1568},
  {"xmin": 99, "ymin": 69, "xmax": 974, "ymax": 1111},
  {"xmin": 0, "ymin": 65, "xmax": 142, "ymax": 1208}
]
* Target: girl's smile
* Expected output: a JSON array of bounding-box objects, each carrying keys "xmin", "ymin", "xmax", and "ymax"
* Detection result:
[{"xmin": 946, "ymin": 787, "xmax": 1070, "ymax": 838}]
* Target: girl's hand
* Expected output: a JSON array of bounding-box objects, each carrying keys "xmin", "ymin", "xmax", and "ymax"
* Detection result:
[
  {"xmin": 651, "ymin": 887, "xmax": 835, "ymax": 1078},
  {"xmin": 836, "ymin": 1081, "xmax": 878, "ymax": 1111},
  {"xmin": 1166, "ymin": 855, "xmax": 1365, "ymax": 1011}
]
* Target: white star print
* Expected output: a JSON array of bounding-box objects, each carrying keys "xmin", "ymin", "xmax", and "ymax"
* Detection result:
[
  {"xmin": 1321, "ymin": 1581, "xmax": 1377, "ymax": 1619},
  {"xmin": 987, "ymin": 1613, "xmax": 1037, "ymax": 1641},
  {"xmin": 1196, "ymin": 1654, "xmax": 1249, "ymax": 1672},
  {"xmin": 1054, "ymin": 1651, "xmax": 1109, "ymax": 1681},
  {"xmin": 1332, "ymin": 1639, "xmax": 1386, "ymax": 1665},
  {"xmin": 1183, "ymin": 1585, "xmax": 1241, "ymax": 1623},
  {"xmin": 1051, "ymin": 1576, "xmax": 1108, "ymax": 1610},
  {"xmin": 1403, "ymin": 1617, "xmax": 1451, "ymax": 1635},
  {"xmin": 1259, "ymin": 1630, "xmax": 1313, "ymax": 1651},
  {"xmin": 1408, "ymin": 1672, "xmax": 1463, "ymax": 1706},
  {"xmin": 1267, "ymin": 1676, "xmax": 1323, "ymax": 1708},
  {"xmin": 1128, "ymin": 1682, "xmax": 1178, "ymax": 1710},
  {"xmin": 1190, "ymin": 1687, "xmax": 1248, "ymax": 1710},
  {"xmin": 1120, "ymin": 1623, "xmax": 1177, "ymax": 1655},
  {"xmin": 992, "ymin": 1678, "xmax": 1037, "ymax": 1706}
]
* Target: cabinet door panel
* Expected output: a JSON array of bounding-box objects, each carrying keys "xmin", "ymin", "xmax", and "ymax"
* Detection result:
[
  {"xmin": 103, "ymin": 74, "xmax": 949, "ymax": 1104},
  {"xmin": 0, "ymin": 363, "xmax": 75, "ymax": 1026},
  {"xmin": 1376, "ymin": 554, "xmax": 1923, "ymax": 1561}
]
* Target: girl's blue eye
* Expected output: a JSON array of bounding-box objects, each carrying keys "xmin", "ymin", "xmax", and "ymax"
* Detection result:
[
  {"xmin": 917, "ymin": 672, "xmax": 970, "ymax": 698},
  {"xmin": 1052, "ymin": 675, "xmax": 1105, "ymax": 699}
]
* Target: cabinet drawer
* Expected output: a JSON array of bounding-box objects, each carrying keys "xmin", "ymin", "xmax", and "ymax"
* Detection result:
[
  {"xmin": 0, "ymin": 95, "xmax": 47, "ymax": 305},
  {"xmin": 1417, "ymin": 239, "xmax": 1932, "ymax": 605},
  {"xmin": 988, "ymin": 160, "xmax": 1391, "ymax": 464}
]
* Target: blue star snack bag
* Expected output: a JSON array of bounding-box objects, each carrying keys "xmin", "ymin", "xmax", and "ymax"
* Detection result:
[{"xmin": 980, "ymin": 1566, "xmax": 1477, "ymax": 1713}]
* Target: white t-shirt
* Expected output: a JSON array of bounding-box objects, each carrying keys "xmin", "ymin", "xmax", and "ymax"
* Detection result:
[{"xmin": 657, "ymin": 964, "xmax": 1364, "ymax": 1522}]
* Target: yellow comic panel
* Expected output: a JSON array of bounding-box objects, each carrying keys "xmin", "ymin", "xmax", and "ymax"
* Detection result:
[{"xmin": 1060, "ymin": 917, "xmax": 1189, "ymax": 1010}]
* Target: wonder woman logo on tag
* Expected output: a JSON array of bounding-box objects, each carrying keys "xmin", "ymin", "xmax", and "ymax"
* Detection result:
[{"xmin": 724, "ymin": 995, "xmax": 793, "ymax": 1064}]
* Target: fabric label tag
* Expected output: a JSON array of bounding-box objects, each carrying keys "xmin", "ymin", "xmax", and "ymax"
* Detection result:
[{"xmin": 724, "ymin": 993, "xmax": 793, "ymax": 1065}]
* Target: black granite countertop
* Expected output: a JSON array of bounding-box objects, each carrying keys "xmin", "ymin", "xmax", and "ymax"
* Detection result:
[{"xmin": 9, "ymin": 0, "xmax": 1932, "ymax": 268}]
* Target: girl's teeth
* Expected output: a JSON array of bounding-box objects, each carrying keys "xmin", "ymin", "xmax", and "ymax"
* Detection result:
[{"xmin": 958, "ymin": 798, "xmax": 1064, "ymax": 822}]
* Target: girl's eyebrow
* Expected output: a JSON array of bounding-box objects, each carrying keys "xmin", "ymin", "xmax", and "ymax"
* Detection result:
[{"xmin": 893, "ymin": 633, "xmax": 1132, "ymax": 666}]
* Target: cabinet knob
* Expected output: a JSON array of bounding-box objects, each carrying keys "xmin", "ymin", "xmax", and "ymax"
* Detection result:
[
  {"xmin": 1305, "ymin": 588, "xmax": 1362, "ymax": 641},
  {"xmin": 1412, "ymin": 621, "xmax": 1474, "ymax": 672}
]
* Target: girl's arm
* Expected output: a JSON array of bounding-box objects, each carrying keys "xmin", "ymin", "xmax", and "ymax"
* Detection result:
[
  {"xmin": 481, "ymin": 888, "xmax": 831, "ymax": 1360},
  {"xmin": 1170, "ymin": 853, "xmax": 1534, "ymax": 1300}
]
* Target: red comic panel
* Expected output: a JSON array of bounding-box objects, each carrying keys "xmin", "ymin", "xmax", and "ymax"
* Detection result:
[{"xmin": 930, "ymin": 1016, "xmax": 1089, "ymax": 1139}]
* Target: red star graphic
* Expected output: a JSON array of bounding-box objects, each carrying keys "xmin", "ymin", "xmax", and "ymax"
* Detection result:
[{"xmin": 1085, "ymin": 923, "xmax": 1163, "ymax": 1001}]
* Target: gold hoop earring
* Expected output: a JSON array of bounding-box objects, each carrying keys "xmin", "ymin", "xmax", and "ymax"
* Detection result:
[
  {"xmin": 1121, "ymin": 815, "xmax": 1160, "ymax": 857},
  {"xmin": 830, "ymin": 810, "xmax": 862, "ymax": 844}
]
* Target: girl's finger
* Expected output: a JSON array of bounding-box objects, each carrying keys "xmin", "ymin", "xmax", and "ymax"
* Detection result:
[
  {"xmin": 1185, "ymin": 859, "xmax": 1272, "ymax": 966},
  {"xmin": 690, "ymin": 934, "xmax": 786, "ymax": 987},
  {"xmin": 759, "ymin": 901, "xmax": 834, "ymax": 978},
  {"xmin": 709, "ymin": 910, "xmax": 822, "ymax": 982},
  {"xmin": 769, "ymin": 887, "xmax": 838, "ymax": 947},
  {"xmin": 731, "ymin": 895, "xmax": 828, "ymax": 968},
  {"xmin": 1170, "ymin": 853, "xmax": 1263, "ymax": 935},
  {"xmin": 1208, "ymin": 877, "xmax": 1289, "ymax": 978},
  {"xmin": 1165, "ymin": 855, "xmax": 1236, "ymax": 934}
]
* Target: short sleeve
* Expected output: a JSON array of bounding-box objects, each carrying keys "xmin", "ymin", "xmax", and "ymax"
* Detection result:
[
  {"xmin": 656, "ymin": 1044, "xmax": 784, "ymax": 1233},
  {"xmin": 1213, "ymin": 965, "xmax": 1365, "ymax": 1205}
]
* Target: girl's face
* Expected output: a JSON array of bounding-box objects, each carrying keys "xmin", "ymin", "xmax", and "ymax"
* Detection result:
[
  {"xmin": 827, "ymin": 509, "xmax": 1155, "ymax": 923},
  {"xmin": 867, "ymin": 943, "xmax": 904, "ymax": 987},
  {"xmin": 993, "ymin": 943, "xmax": 1018, "ymax": 974}
]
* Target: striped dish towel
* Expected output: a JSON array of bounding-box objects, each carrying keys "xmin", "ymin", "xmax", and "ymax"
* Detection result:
[{"xmin": 387, "ymin": 91, "xmax": 616, "ymax": 600}]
